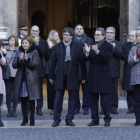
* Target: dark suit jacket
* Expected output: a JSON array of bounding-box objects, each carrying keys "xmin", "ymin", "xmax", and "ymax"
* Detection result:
[
  {"xmin": 49, "ymin": 40, "xmax": 87, "ymax": 91},
  {"xmin": 87, "ymin": 40, "xmax": 113, "ymax": 93},
  {"xmin": 110, "ymin": 40, "xmax": 122, "ymax": 78},
  {"xmin": 32, "ymin": 38, "xmax": 47, "ymax": 77},
  {"xmin": 121, "ymin": 42, "xmax": 133, "ymax": 90}
]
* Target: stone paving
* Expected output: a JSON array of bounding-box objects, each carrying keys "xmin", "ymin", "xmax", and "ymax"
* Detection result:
[{"xmin": 0, "ymin": 97, "xmax": 139, "ymax": 140}]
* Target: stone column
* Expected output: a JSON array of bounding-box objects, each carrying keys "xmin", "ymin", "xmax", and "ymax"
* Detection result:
[
  {"xmin": 129, "ymin": 0, "xmax": 140, "ymax": 32},
  {"xmin": 0, "ymin": 0, "xmax": 8, "ymax": 39}
]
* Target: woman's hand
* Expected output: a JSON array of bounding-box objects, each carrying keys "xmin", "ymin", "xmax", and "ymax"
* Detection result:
[
  {"xmin": 24, "ymin": 53, "xmax": 28, "ymax": 60},
  {"xmin": 0, "ymin": 46, "xmax": 7, "ymax": 54},
  {"xmin": 19, "ymin": 52, "xmax": 24, "ymax": 61},
  {"xmin": 47, "ymin": 39, "xmax": 53, "ymax": 49}
]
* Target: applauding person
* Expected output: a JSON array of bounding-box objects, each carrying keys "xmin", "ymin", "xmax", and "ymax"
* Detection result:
[{"xmin": 12, "ymin": 37, "xmax": 40, "ymax": 126}]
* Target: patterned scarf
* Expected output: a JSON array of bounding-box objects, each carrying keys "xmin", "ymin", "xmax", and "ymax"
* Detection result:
[{"xmin": 63, "ymin": 40, "xmax": 72, "ymax": 62}]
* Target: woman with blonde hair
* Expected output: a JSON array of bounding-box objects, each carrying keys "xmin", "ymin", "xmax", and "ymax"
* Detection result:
[{"xmin": 45, "ymin": 30, "xmax": 60, "ymax": 115}]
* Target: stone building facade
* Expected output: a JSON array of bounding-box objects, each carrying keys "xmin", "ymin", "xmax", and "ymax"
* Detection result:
[{"xmin": 0, "ymin": 0, "xmax": 140, "ymax": 94}]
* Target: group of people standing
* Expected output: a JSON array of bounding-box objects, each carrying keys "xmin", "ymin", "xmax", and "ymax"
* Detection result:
[{"xmin": 0, "ymin": 24, "xmax": 140, "ymax": 128}]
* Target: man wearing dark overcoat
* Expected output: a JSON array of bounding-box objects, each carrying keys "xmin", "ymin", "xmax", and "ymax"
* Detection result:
[
  {"xmin": 103, "ymin": 27, "xmax": 122, "ymax": 114},
  {"xmin": 49, "ymin": 27, "xmax": 87, "ymax": 127},
  {"xmin": 85, "ymin": 27, "xmax": 113, "ymax": 127},
  {"xmin": 121, "ymin": 30, "xmax": 137, "ymax": 114},
  {"xmin": 74, "ymin": 24, "xmax": 94, "ymax": 115},
  {"xmin": 30, "ymin": 25, "xmax": 47, "ymax": 115}
]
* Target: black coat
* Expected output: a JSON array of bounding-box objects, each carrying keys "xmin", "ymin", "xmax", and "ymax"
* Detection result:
[
  {"xmin": 110, "ymin": 40, "xmax": 122, "ymax": 78},
  {"xmin": 32, "ymin": 38, "xmax": 47, "ymax": 77},
  {"xmin": 87, "ymin": 41, "xmax": 113, "ymax": 93},
  {"xmin": 121, "ymin": 42, "xmax": 133, "ymax": 90},
  {"xmin": 49, "ymin": 40, "xmax": 87, "ymax": 91},
  {"xmin": 74, "ymin": 35, "xmax": 94, "ymax": 79},
  {"xmin": 12, "ymin": 46, "xmax": 40, "ymax": 100}
]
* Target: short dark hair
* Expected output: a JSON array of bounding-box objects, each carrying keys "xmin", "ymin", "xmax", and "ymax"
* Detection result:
[
  {"xmin": 21, "ymin": 37, "xmax": 32, "ymax": 46},
  {"xmin": 63, "ymin": 27, "xmax": 74, "ymax": 37},
  {"xmin": 8, "ymin": 35, "xmax": 19, "ymax": 46},
  {"xmin": 74, "ymin": 24, "xmax": 84, "ymax": 30},
  {"xmin": 95, "ymin": 27, "xmax": 106, "ymax": 36}
]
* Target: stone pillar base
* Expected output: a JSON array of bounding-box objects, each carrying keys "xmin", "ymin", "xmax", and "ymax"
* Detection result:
[{"xmin": 0, "ymin": 27, "xmax": 8, "ymax": 39}]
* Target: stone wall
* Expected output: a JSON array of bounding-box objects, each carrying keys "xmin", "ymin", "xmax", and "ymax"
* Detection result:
[
  {"xmin": 129, "ymin": 0, "xmax": 140, "ymax": 32},
  {"xmin": 3, "ymin": 0, "xmax": 18, "ymax": 37}
]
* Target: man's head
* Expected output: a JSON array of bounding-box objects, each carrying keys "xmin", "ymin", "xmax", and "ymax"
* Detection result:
[
  {"xmin": 19, "ymin": 25, "xmax": 29, "ymax": 37},
  {"xmin": 94, "ymin": 27, "xmax": 105, "ymax": 42},
  {"xmin": 74, "ymin": 24, "xmax": 84, "ymax": 38},
  {"xmin": 62, "ymin": 27, "xmax": 74, "ymax": 42},
  {"xmin": 30, "ymin": 25, "xmax": 40, "ymax": 37},
  {"xmin": 129, "ymin": 30, "xmax": 137, "ymax": 44},
  {"xmin": 106, "ymin": 27, "xmax": 116, "ymax": 40}
]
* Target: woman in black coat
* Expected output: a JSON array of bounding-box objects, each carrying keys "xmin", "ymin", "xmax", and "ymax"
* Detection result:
[
  {"xmin": 12, "ymin": 37, "xmax": 40, "ymax": 126},
  {"xmin": 45, "ymin": 30, "xmax": 60, "ymax": 115}
]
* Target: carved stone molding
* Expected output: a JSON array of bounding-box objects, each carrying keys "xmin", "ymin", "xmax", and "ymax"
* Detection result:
[
  {"xmin": 18, "ymin": 0, "xmax": 28, "ymax": 26},
  {"xmin": 119, "ymin": 0, "xmax": 128, "ymax": 43}
]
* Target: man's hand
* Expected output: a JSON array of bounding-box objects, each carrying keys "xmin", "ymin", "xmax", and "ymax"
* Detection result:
[
  {"xmin": 19, "ymin": 52, "xmax": 24, "ymax": 61},
  {"xmin": 84, "ymin": 43, "xmax": 91, "ymax": 54},
  {"xmin": 49, "ymin": 79, "xmax": 54, "ymax": 84},
  {"xmin": 111, "ymin": 42, "xmax": 116, "ymax": 50},
  {"xmin": 34, "ymin": 36, "xmax": 39, "ymax": 45},
  {"xmin": 24, "ymin": 53, "xmax": 28, "ymax": 60},
  {"xmin": 81, "ymin": 80, "xmax": 86, "ymax": 84},
  {"xmin": 92, "ymin": 44, "xmax": 99, "ymax": 54}
]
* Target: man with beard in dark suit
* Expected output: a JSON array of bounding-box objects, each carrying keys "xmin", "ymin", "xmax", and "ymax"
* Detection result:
[
  {"xmin": 49, "ymin": 27, "xmax": 87, "ymax": 127},
  {"xmin": 74, "ymin": 24, "xmax": 94, "ymax": 115}
]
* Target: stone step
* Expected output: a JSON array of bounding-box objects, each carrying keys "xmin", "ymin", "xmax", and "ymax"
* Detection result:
[{"xmin": 0, "ymin": 119, "xmax": 136, "ymax": 129}]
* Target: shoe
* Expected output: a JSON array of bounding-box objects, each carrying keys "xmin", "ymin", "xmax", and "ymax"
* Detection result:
[
  {"xmin": 127, "ymin": 110, "xmax": 135, "ymax": 114},
  {"xmin": 21, "ymin": 118, "xmax": 28, "ymax": 126},
  {"xmin": 0, "ymin": 121, "xmax": 4, "ymax": 127},
  {"xmin": 100, "ymin": 111, "xmax": 104, "ymax": 115},
  {"xmin": 111, "ymin": 110, "xmax": 118, "ymax": 114},
  {"xmin": 36, "ymin": 108, "xmax": 43, "ymax": 115},
  {"xmin": 134, "ymin": 121, "xmax": 140, "ymax": 126},
  {"xmin": 50, "ymin": 110, "xmax": 54, "ymax": 115},
  {"xmin": 7, "ymin": 111, "xmax": 11, "ymax": 117},
  {"xmin": 83, "ymin": 110, "xmax": 89, "ymax": 115},
  {"xmin": 11, "ymin": 110, "xmax": 17, "ymax": 117},
  {"xmin": 30, "ymin": 116, "xmax": 35, "ymax": 126},
  {"xmin": 74, "ymin": 110, "xmax": 79, "ymax": 115},
  {"xmin": 87, "ymin": 121, "xmax": 99, "ymax": 126},
  {"xmin": 66, "ymin": 121, "xmax": 75, "ymax": 126},
  {"xmin": 52, "ymin": 121, "xmax": 60, "ymax": 127},
  {"xmin": 104, "ymin": 122, "xmax": 110, "ymax": 127}
]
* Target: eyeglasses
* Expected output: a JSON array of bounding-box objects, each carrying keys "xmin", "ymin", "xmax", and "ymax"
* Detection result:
[
  {"xmin": 31, "ymin": 30, "xmax": 39, "ymax": 32},
  {"xmin": 62, "ymin": 34, "xmax": 71, "ymax": 37},
  {"xmin": 21, "ymin": 29, "xmax": 29, "ymax": 31},
  {"xmin": 129, "ymin": 35, "xmax": 135, "ymax": 37},
  {"xmin": 106, "ymin": 32, "xmax": 114, "ymax": 34},
  {"xmin": 94, "ymin": 34, "xmax": 102, "ymax": 37}
]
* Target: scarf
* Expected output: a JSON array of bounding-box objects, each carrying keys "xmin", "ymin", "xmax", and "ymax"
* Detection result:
[
  {"xmin": 63, "ymin": 40, "xmax": 72, "ymax": 62},
  {"xmin": 106, "ymin": 38, "xmax": 115, "ymax": 43},
  {"xmin": 96, "ymin": 39, "xmax": 105, "ymax": 48},
  {"xmin": 74, "ymin": 33, "xmax": 87, "ymax": 46},
  {"xmin": 29, "ymin": 34, "xmax": 40, "ymax": 43}
]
